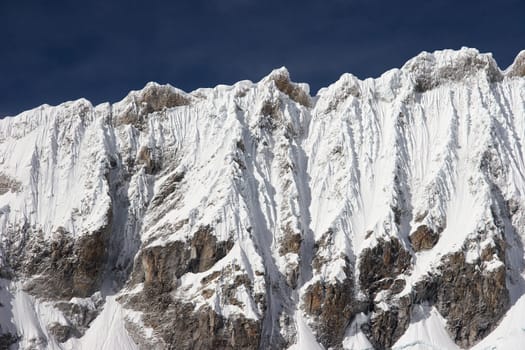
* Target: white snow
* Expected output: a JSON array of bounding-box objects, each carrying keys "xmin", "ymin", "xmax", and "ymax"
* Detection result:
[
  {"xmin": 393, "ymin": 305, "xmax": 459, "ymax": 350},
  {"xmin": 64, "ymin": 296, "xmax": 137, "ymax": 350},
  {"xmin": 0, "ymin": 281, "xmax": 137, "ymax": 350},
  {"xmin": 471, "ymin": 294, "xmax": 525, "ymax": 350}
]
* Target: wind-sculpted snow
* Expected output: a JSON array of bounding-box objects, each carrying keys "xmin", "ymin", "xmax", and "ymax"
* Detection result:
[{"xmin": 1, "ymin": 47, "xmax": 525, "ymax": 349}]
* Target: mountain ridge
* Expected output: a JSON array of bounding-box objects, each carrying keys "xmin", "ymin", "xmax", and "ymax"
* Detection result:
[{"xmin": 1, "ymin": 47, "xmax": 525, "ymax": 349}]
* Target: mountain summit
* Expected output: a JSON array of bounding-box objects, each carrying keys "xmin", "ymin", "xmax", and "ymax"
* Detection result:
[{"xmin": 1, "ymin": 48, "xmax": 525, "ymax": 349}]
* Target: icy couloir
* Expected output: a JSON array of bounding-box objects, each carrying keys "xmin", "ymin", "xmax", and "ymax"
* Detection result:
[{"xmin": 1, "ymin": 47, "xmax": 525, "ymax": 349}]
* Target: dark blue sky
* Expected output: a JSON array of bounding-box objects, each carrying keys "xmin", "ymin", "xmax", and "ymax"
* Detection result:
[{"xmin": 1, "ymin": 0, "xmax": 524, "ymax": 117}]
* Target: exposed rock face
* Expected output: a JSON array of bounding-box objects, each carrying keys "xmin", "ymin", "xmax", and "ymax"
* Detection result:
[
  {"xmin": 54, "ymin": 293, "xmax": 104, "ymax": 336},
  {"xmin": 121, "ymin": 226, "xmax": 250, "ymax": 349},
  {"xmin": 365, "ymin": 298, "xmax": 412, "ymax": 350},
  {"xmin": 48, "ymin": 323, "xmax": 79, "ymax": 343},
  {"xmin": 434, "ymin": 251, "xmax": 508, "ymax": 347},
  {"xmin": 356, "ymin": 239, "xmax": 412, "ymax": 348},
  {"xmin": 302, "ymin": 273, "xmax": 358, "ymax": 349},
  {"xmin": 136, "ymin": 146, "xmax": 161, "ymax": 175},
  {"xmin": 125, "ymin": 295, "xmax": 261, "ymax": 350},
  {"xmin": 123, "ymin": 268, "xmax": 261, "ymax": 350},
  {"xmin": 409, "ymin": 225, "xmax": 440, "ymax": 251},
  {"xmin": 18, "ymin": 222, "xmax": 111, "ymax": 299},
  {"xmin": 265, "ymin": 68, "xmax": 311, "ymax": 107},
  {"xmin": 506, "ymin": 50, "xmax": 525, "ymax": 77},
  {"xmin": 358, "ymin": 238, "xmax": 411, "ymax": 295},
  {"xmin": 116, "ymin": 82, "xmax": 191, "ymax": 130},
  {"xmin": 133, "ymin": 226, "xmax": 234, "ymax": 292},
  {"xmin": 403, "ymin": 48, "xmax": 503, "ymax": 92}
]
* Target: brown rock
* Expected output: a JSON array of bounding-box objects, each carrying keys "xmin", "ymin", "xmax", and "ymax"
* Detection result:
[
  {"xmin": 357, "ymin": 239, "xmax": 413, "ymax": 348},
  {"xmin": 116, "ymin": 84, "xmax": 190, "ymax": 130},
  {"xmin": 366, "ymin": 300, "xmax": 412, "ymax": 349},
  {"xmin": 270, "ymin": 72, "xmax": 311, "ymax": 107},
  {"xmin": 434, "ymin": 251, "xmax": 508, "ymax": 347},
  {"xmin": 123, "ymin": 266, "xmax": 261, "ymax": 350},
  {"xmin": 279, "ymin": 227, "xmax": 302, "ymax": 256},
  {"xmin": 20, "ymin": 220, "xmax": 111, "ymax": 299},
  {"xmin": 137, "ymin": 146, "xmax": 161, "ymax": 174},
  {"xmin": 302, "ymin": 268, "xmax": 361, "ymax": 349},
  {"xmin": 358, "ymin": 238, "xmax": 411, "ymax": 295},
  {"xmin": 507, "ymin": 51, "xmax": 525, "ymax": 78},
  {"xmin": 409, "ymin": 225, "xmax": 440, "ymax": 251},
  {"xmin": 135, "ymin": 226, "xmax": 234, "ymax": 293}
]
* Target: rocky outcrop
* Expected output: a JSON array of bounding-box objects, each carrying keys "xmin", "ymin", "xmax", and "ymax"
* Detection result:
[
  {"xmin": 365, "ymin": 297, "xmax": 412, "ymax": 350},
  {"xmin": 133, "ymin": 226, "xmax": 234, "ymax": 293},
  {"xmin": 125, "ymin": 292, "xmax": 261, "ymax": 350},
  {"xmin": 266, "ymin": 69, "xmax": 311, "ymax": 107},
  {"xmin": 54, "ymin": 293, "xmax": 104, "ymax": 338},
  {"xmin": 506, "ymin": 50, "xmax": 525, "ymax": 77},
  {"xmin": 279, "ymin": 229, "xmax": 302, "ymax": 256},
  {"xmin": 136, "ymin": 146, "xmax": 162, "ymax": 175},
  {"xmin": 358, "ymin": 238, "xmax": 411, "ymax": 295},
  {"xmin": 116, "ymin": 83, "xmax": 190, "ymax": 130},
  {"xmin": 122, "ymin": 226, "xmax": 254, "ymax": 349},
  {"xmin": 409, "ymin": 225, "xmax": 440, "ymax": 251},
  {"xmin": 20, "ymin": 222, "xmax": 111, "ymax": 299},
  {"xmin": 48, "ymin": 323, "xmax": 79, "ymax": 343},
  {"xmin": 302, "ymin": 264, "xmax": 361, "ymax": 349},
  {"xmin": 434, "ymin": 251, "xmax": 508, "ymax": 347},
  {"xmin": 356, "ymin": 238, "xmax": 412, "ymax": 348},
  {"xmin": 404, "ymin": 49, "xmax": 503, "ymax": 92}
]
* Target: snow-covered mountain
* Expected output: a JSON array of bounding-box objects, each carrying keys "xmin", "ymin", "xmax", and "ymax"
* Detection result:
[{"xmin": 1, "ymin": 47, "xmax": 525, "ymax": 350}]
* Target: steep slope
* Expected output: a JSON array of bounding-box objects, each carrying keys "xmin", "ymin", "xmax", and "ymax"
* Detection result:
[{"xmin": 1, "ymin": 47, "xmax": 525, "ymax": 349}]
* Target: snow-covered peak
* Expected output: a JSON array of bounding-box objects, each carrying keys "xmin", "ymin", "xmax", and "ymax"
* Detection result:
[
  {"xmin": 505, "ymin": 49, "xmax": 525, "ymax": 77},
  {"xmin": 260, "ymin": 66, "xmax": 312, "ymax": 106},
  {"xmin": 117, "ymin": 82, "xmax": 190, "ymax": 106},
  {"xmin": 402, "ymin": 47, "xmax": 503, "ymax": 91}
]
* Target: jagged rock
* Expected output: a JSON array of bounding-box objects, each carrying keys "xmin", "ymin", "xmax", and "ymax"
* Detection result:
[
  {"xmin": 124, "ymin": 260, "xmax": 261, "ymax": 349},
  {"xmin": 403, "ymin": 48, "xmax": 503, "ymax": 92},
  {"xmin": 54, "ymin": 293, "xmax": 104, "ymax": 335},
  {"xmin": 409, "ymin": 225, "xmax": 440, "ymax": 251},
  {"xmin": 20, "ymin": 222, "xmax": 111, "ymax": 299},
  {"xmin": 48, "ymin": 323, "xmax": 80, "ymax": 343},
  {"xmin": 116, "ymin": 83, "xmax": 190, "ymax": 130},
  {"xmin": 278, "ymin": 227, "xmax": 302, "ymax": 256},
  {"xmin": 506, "ymin": 50, "xmax": 525, "ymax": 77},
  {"xmin": 302, "ymin": 267, "xmax": 362, "ymax": 349},
  {"xmin": 150, "ymin": 171, "xmax": 185, "ymax": 208},
  {"xmin": 434, "ymin": 251, "xmax": 508, "ymax": 347},
  {"xmin": 137, "ymin": 146, "xmax": 161, "ymax": 174},
  {"xmin": 128, "ymin": 297, "xmax": 261, "ymax": 350},
  {"xmin": 366, "ymin": 300, "xmax": 412, "ymax": 350},
  {"xmin": 358, "ymin": 238, "xmax": 411, "ymax": 295},
  {"xmin": 357, "ymin": 239, "xmax": 413, "ymax": 348},
  {"xmin": 266, "ymin": 68, "xmax": 311, "ymax": 107},
  {"xmin": 122, "ymin": 226, "xmax": 257, "ymax": 349},
  {"xmin": 134, "ymin": 226, "xmax": 234, "ymax": 293}
]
